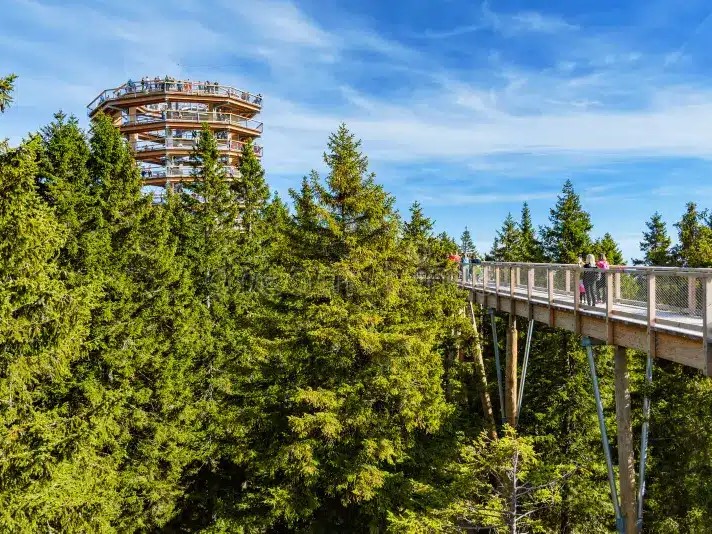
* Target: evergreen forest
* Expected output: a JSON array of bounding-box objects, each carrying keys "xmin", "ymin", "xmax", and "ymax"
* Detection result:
[{"xmin": 2, "ymin": 74, "xmax": 712, "ymax": 533}]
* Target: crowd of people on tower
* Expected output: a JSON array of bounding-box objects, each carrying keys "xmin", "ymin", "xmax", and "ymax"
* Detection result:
[{"xmin": 96, "ymin": 77, "xmax": 263, "ymax": 107}]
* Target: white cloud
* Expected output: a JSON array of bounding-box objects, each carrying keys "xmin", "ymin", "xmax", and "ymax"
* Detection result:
[{"xmin": 422, "ymin": 1, "xmax": 577, "ymax": 38}]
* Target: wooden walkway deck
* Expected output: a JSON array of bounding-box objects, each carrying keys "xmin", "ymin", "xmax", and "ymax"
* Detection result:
[{"xmin": 459, "ymin": 262, "xmax": 712, "ymax": 373}]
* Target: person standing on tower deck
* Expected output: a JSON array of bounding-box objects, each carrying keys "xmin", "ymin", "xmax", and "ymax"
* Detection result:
[
  {"xmin": 596, "ymin": 253, "xmax": 610, "ymax": 303},
  {"xmin": 583, "ymin": 254, "xmax": 597, "ymax": 306}
]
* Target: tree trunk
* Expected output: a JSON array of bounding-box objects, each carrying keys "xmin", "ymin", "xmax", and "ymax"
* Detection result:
[
  {"xmin": 469, "ymin": 301, "xmax": 497, "ymax": 439},
  {"xmin": 615, "ymin": 346, "xmax": 637, "ymax": 532},
  {"xmin": 505, "ymin": 314, "xmax": 518, "ymax": 427}
]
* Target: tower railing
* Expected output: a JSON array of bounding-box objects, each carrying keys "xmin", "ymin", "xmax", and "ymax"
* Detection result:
[
  {"xmin": 135, "ymin": 139, "xmax": 263, "ymax": 156},
  {"xmin": 121, "ymin": 110, "xmax": 263, "ymax": 132},
  {"xmin": 88, "ymin": 79, "xmax": 262, "ymax": 115}
]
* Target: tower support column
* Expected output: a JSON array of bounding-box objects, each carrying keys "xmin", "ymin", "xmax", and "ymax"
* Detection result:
[
  {"xmin": 615, "ymin": 346, "xmax": 637, "ymax": 533},
  {"xmin": 505, "ymin": 314, "xmax": 518, "ymax": 427}
]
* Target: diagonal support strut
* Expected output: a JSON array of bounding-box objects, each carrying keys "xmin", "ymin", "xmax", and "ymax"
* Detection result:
[
  {"xmin": 582, "ymin": 337, "xmax": 624, "ymax": 533},
  {"xmin": 489, "ymin": 308, "xmax": 506, "ymax": 425}
]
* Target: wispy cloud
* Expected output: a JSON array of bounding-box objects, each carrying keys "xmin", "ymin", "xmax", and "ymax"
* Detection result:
[{"xmin": 422, "ymin": 1, "xmax": 577, "ymax": 39}]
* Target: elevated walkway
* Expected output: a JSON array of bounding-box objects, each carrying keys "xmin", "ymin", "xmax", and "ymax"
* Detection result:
[{"xmin": 459, "ymin": 262, "xmax": 712, "ymax": 373}]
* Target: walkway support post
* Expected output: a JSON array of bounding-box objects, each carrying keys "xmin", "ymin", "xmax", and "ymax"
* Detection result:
[
  {"xmin": 582, "ymin": 337, "xmax": 623, "ymax": 533},
  {"xmin": 637, "ymin": 351, "xmax": 653, "ymax": 532},
  {"xmin": 489, "ymin": 308, "xmax": 506, "ymax": 425},
  {"xmin": 505, "ymin": 314, "xmax": 518, "ymax": 427},
  {"xmin": 516, "ymin": 319, "xmax": 534, "ymax": 425},
  {"xmin": 469, "ymin": 301, "xmax": 497, "ymax": 439},
  {"xmin": 703, "ymin": 275, "xmax": 712, "ymax": 376},
  {"xmin": 615, "ymin": 346, "xmax": 637, "ymax": 533}
]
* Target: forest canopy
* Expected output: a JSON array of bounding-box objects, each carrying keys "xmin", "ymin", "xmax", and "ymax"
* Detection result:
[{"xmin": 2, "ymin": 76, "xmax": 712, "ymax": 533}]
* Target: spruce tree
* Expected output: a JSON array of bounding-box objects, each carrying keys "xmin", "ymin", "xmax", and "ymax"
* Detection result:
[
  {"xmin": 593, "ymin": 232, "xmax": 624, "ymax": 265},
  {"xmin": 232, "ymin": 138, "xmax": 269, "ymax": 235},
  {"xmin": 460, "ymin": 226, "xmax": 476, "ymax": 256},
  {"xmin": 0, "ymin": 138, "xmax": 91, "ymax": 530},
  {"xmin": 636, "ymin": 211, "xmax": 672, "ymax": 266},
  {"xmin": 491, "ymin": 213, "xmax": 521, "ymax": 261},
  {"xmin": 521, "ymin": 185, "xmax": 613, "ymax": 531},
  {"xmin": 673, "ymin": 202, "xmax": 712, "ymax": 267},
  {"xmin": 518, "ymin": 202, "xmax": 543, "ymax": 262},
  {"xmin": 0, "ymin": 73, "xmax": 16, "ymax": 113},
  {"xmin": 404, "ymin": 201, "xmax": 433, "ymax": 242},
  {"xmin": 540, "ymin": 180, "xmax": 592, "ymax": 263},
  {"xmin": 55, "ymin": 114, "xmax": 205, "ymax": 530},
  {"xmin": 242, "ymin": 124, "xmax": 451, "ymax": 529},
  {"xmin": 37, "ymin": 112, "xmax": 95, "ymax": 269}
]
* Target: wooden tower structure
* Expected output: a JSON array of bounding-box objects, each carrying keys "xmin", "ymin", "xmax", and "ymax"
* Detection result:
[{"xmin": 87, "ymin": 77, "xmax": 263, "ymax": 187}]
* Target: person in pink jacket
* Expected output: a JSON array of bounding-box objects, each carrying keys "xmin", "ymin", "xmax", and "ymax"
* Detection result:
[{"xmin": 596, "ymin": 254, "xmax": 610, "ymax": 303}]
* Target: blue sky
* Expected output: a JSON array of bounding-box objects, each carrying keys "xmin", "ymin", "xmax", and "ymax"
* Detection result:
[{"xmin": 3, "ymin": 0, "xmax": 712, "ymax": 261}]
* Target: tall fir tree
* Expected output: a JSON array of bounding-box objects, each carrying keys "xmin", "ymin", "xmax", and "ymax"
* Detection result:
[
  {"xmin": 673, "ymin": 202, "xmax": 712, "ymax": 267},
  {"xmin": 237, "ymin": 124, "xmax": 452, "ymax": 530},
  {"xmin": 518, "ymin": 202, "xmax": 544, "ymax": 262},
  {"xmin": 540, "ymin": 180, "xmax": 592, "ymax": 263},
  {"xmin": 460, "ymin": 226, "xmax": 476, "ymax": 256},
  {"xmin": 636, "ymin": 211, "xmax": 672, "ymax": 266},
  {"xmin": 490, "ymin": 213, "xmax": 521, "ymax": 261},
  {"xmin": 0, "ymin": 138, "xmax": 92, "ymax": 531},
  {"xmin": 593, "ymin": 232, "xmax": 624, "ymax": 265},
  {"xmin": 0, "ymin": 73, "xmax": 16, "ymax": 113}
]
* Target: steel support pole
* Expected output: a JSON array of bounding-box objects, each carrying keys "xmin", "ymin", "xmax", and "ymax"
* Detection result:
[
  {"xmin": 582, "ymin": 337, "xmax": 623, "ymax": 533},
  {"xmin": 637, "ymin": 351, "xmax": 653, "ymax": 532},
  {"xmin": 516, "ymin": 319, "xmax": 535, "ymax": 424},
  {"xmin": 489, "ymin": 308, "xmax": 506, "ymax": 425}
]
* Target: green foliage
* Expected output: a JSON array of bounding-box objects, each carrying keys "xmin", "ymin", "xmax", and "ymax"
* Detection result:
[
  {"xmin": 233, "ymin": 124, "xmax": 455, "ymax": 529},
  {"xmin": 460, "ymin": 226, "xmax": 476, "ymax": 256},
  {"xmin": 0, "ymin": 138, "xmax": 91, "ymax": 530},
  {"xmin": 593, "ymin": 232, "xmax": 624, "ymax": 265},
  {"xmin": 673, "ymin": 202, "xmax": 712, "ymax": 267},
  {"xmin": 490, "ymin": 213, "xmax": 521, "ymax": 261},
  {"xmin": 445, "ymin": 426, "xmax": 565, "ymax": 533},
  {"xmin": 540, "ymin": 180, "xmax": 592, "ymax": 263},
  {"xmin": 636, "ymin": 211, "xmax": 673, "ymax": 266},
  {"xmin": 4, "ymin": 86, "xmax": 712, "ymax": 534},
  {"xmin": 519, "ymin": 202, "xmax": 544, "ymax": 262},
  {"xmin": 0, "ymin": 73, "xmax": 17, "ymax": 113}
]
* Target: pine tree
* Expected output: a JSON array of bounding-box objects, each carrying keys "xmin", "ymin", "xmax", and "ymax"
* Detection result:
[
  {"xmin": 518, "ymin": 202, "xmax": 543, "ymax": 262},
  {"xmin": 0, "ymin": 138, "xmax": 92, "ymax": 531},
  {"xmin": 0, "ymin": 73, "xmax": 16, "ymax": 113},
  {"xmin": 37, "ymin": 112, "xmax": 95, "ymax": 269},
  {"xmin": 241, "ymin": 124, "xmax": 451, "ymax": 529},
  {"xmin": 53, "ymin": 114, "xmax": 205, "ymax": 530},
  {"xmin": 461, "ymin": 226, "xmax": 476, "ymax": 256},
  {"xmin": 636, "ymin": 212, "xmax": 672, "ymax": 266},
  {"xmin": 491, "ymin": 213, "xmax": 521, "ymax": 261},
  {"xmin": 232, "ymin": 138, "xmax": 269, "ymax": 235},
  {"xmin": 404, "ymin": 201, "xmax": 433, "ymax": 242},
  {"xmin": 523, "ymin": 184, "xmax": 613, "ymax": 531},
  {"xmin": 673, "ymin": 202, "xmax": 712, "ymax": 267},
  {"xmin": 540, "ymin": 180, "xmax": 592, "ymax": 263},
  {"xmin": 593, "ymin": 232, "xmax": 624, "ymax": 265}
]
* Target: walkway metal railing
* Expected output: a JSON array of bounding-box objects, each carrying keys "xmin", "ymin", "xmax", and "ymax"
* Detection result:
[
  {"xmin": 122, "ymin": 111, "xmax": 263, "ymax": 132},
  {"xmin": 142, "ymin": 165, "xmax": 240, "ymax": 180},
  {"xmin": 135, "ymin": 138, "xmax": 263, "ymax": 156},
  {"xmin": 460, "ymin": 261, "xmax": 712, "ymax": 339},
  {"xmin": 88, "ymin": 79, "xmax": 262, "ymax": 114}
]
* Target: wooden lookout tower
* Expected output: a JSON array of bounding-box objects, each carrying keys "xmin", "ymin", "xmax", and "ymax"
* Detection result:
[{"xmin": 87, "ymin": 77, "xmax": 263, "ymax": 187}]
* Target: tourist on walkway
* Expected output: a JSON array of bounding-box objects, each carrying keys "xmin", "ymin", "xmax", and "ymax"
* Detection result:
[
  {"xmin": 596, "ymin": 253, "xmax": 610, "ymax": 303},
  {"xmin": 583, "ymin": 254, "xmax": 597, "ymax": 306},
  {"xmin": 462, "ymin": 253, "xmax": 470, "ymax": 283}
]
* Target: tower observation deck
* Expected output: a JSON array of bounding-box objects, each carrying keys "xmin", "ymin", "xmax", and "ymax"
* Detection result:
[{"xmin": 87, "ymin": 77, "xmax": 263, "ymax": 187}]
